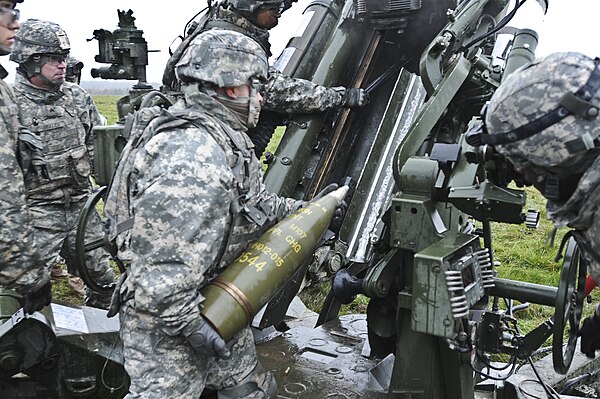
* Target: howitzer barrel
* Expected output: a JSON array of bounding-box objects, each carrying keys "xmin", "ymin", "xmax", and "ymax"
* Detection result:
[
  {"xmin": 502, "ymin": 28, "xmax": 538, "ymax": 82},
  {"xmin": 490, "ymin": 278, "xmax": 557, "ymax": 307},
  {"xmin": 200, "ymin": 186, "xmax": 349, "ymax": 341}
]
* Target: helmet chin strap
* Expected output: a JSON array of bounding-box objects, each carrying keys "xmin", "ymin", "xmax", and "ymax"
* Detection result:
[
  {"xmin": 19, "ymin": 58, "xmax": 64, "ymax": 90},
  {"xmin": 38, "ymin": 73, "xmax": 64, "ymax": 90}
]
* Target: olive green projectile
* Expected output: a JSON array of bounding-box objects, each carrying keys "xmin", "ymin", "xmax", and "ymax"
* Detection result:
[{"xmin": 200, "ymin": 186, "xmax": 349, "ymax": 340}]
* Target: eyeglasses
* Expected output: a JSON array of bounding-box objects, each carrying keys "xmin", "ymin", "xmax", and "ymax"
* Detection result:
[
  {"xmin": 41, "ymin": 54, "xmax": 68, "ymax": 66},
  {"xmin": 0, "ymin": 8, "xmax": 19, "ymax": 24}
]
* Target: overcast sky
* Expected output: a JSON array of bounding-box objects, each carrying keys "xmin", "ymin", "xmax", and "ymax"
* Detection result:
[{"xmin": 5, "ymin": 0, "xmax": 599, "ymax": 85}]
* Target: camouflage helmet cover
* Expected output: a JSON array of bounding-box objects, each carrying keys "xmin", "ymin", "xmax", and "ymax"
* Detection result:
[
  {"xmin": 227, "ymin": 0, "xmax": 285, "ymax": 14},
  {"xmin": 66, "ymin": 56, "xmax": 83, "ymax": 71},
  {"xmin": 485, "ymin": 52, "xmax": 600, "ymax": 169},
  {"xmin": 10, "ymin": 19, "xmax": 70, "ymax": 64},
  {"xmin": 175, "ymin": 29, "xmax": 267, "ymax": 87}
]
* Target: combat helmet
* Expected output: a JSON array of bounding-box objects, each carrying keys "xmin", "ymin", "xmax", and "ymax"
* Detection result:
[
  {"xmin": 65, "ymin": 56, "xmax": 84, "ymax": 83},
  {"xmin": 227, "ymin": 0, "xmax": 288, "ymax": 16},
  {"xmin": 175, "ymin": 29, "xmax": 267, "ymax": 87},
  {"xmin": 475, "ymin": 52, "xmax": 600, "ymax": 170},
  {"xmin": 10, "ymin": 19, "xmax": 70, "ymax": 64},
  {"xmin": 468, "ymin": 52, "xmax": 600, "ymax": 200}
]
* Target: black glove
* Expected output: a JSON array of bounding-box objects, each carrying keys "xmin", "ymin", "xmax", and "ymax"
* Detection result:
[
  {"xmin": 313, "ymin": 183, "xmax": 338, "ymax": 200},
  {"xmin": 184, "ymin": 317, "xmax": 231, "ymax": 359},
  {"xmin": 22, "ymin": 281, "xmax": 52, "ymax": 314},
  {"xmin": 330, "ymin": 199, "xmax": 348, "ymax": 235},
  {"xmin": 246, "ymin": 110, "xmax": 286, "ymax": 157},
  {"xmin": 579, "ymin": 306, "xmax": 600, "ymax": 358},
  {"xmin": 344, "ymin": 88, "xmax": 369, "ymax": 108},
  {"xmin": 313, "ymin": 183, "xmax": 347, "ymax": 235}
]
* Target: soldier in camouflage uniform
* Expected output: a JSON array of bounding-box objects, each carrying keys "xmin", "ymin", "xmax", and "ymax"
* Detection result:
[
  {"xmin": 163, "ymin": 0, "xmax": 368, "ymax": 156},
  {"xmin": 106, "ymin": 29, "xmax": 305, "ymax": 398},
  {"xmin": 0, "ymin": 0, "xmax": 52, "ymax": 314},
  {"xmin": 65, "ymin": 55, "xmax": 83, "ymax": 85},
  {"xmin": 481, "ymin": 52, "xmax": 600, "ymax": 359},
  {"xmin": 10, "ymin": 19, "xmax": 114, "ymax": 308}
]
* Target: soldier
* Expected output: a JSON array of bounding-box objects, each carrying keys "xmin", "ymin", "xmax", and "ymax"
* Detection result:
[
  {"xmin": 163, "ymin": 0, "xmax": 368, "ymax": 156},
  {"xmin": 65, "ymin": 55, "xmax": 83, "ymax": 84},
  {"xmin": 0, "ymin": 0, "xmax": 52, "ymax": 314},
  {"xmin": 106, "ymin": 29, "xmax": 314, "ymax": 398},
  {"xmin": 479, "ymin": 52, "xmax": 600, "ymax": 358},
  {"xmin": 10, "ymin": 19, "xmax": 114, "ymax": 308}
]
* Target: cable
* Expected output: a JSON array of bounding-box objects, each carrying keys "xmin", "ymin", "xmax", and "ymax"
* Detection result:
[
  {"xmin": 476, "ymin": 351, "xmax": 515, "ymax": 371},
  {"xmin": 518, "ymin": 379, "xmax": 549, "ymax": 399},
  {"xmin": 527, "ymin": 357, "xmax": 561, "ymax": 399},
  {"xmin": 559, "ymin": 366, "xmax": 600, "ymax": 394},
  {"xmin": 100, "ymin": 312, "xmax": 128, "ymax": 393},
  {"xmin": 472, "ymin": 351, "xmax": 519, "ymax": 380},
  {"xmin": 460, "ymin": 0, "xmax": 527, "ymax": 51}
]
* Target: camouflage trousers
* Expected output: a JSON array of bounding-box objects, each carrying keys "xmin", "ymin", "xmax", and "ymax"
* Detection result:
[
  {"xmin": 120, "ymin": 303, "xmax": 276, "ymax": 398},
  {"xmin": 28, "ymin": 194, "xmax": 115, "ymax": 308}
]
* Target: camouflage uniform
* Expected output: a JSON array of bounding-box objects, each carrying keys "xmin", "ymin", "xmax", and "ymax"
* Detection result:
[
  {"xmin": 11, "ymin": 19, "xmax": 114, "ymax": 308},
  {"xmin": 484, "ymin": 52, "xmax": 600, "ymax": 281},
  {"xmin": 163, "ymin": 2, "xmax": 366, "ymax": 155},
  {"xmin": 0, "ymin": 61, "xmax": 48, "ymax": 294},
  {"xmin": 546, "ymin": 157, "xmax": 600, "ymax": 281},
  {"xmin": 110, "ymin": 30, "xmax": 299, "ymax": 398},
  {"xmin": 166, "ymin": 5, "xmax": 350, "ymax": 113},
  {"xmin": 65, "ymin": 55, "xmax": 83, "ymax": 84}
]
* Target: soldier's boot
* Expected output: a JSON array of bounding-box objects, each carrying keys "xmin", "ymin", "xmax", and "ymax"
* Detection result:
[{"xmin": 217, "ymin": 362, "xmax": 277, "ymax": 399}]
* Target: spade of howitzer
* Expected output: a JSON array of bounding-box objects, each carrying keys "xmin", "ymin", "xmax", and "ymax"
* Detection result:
[{"xmin": 200, "ymin": 186, "xmax": 349, "ymax": 341}]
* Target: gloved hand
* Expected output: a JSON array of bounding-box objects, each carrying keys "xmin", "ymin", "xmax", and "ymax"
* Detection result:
[
  {"xmin": 184, "ymin": 317, "xmax": 231, "ymax": 359},
  {"xmin": 330, "ymin": 199, "xmax": 348, "ymax": 235},
  {"xmin": 579, "ymin": 305, "xmax": 600, "ymax": 358},
  {"xmin": 22, "ymin": 281, "xmax": 52, "ymax": 314},
  {"xmin": 344, "ymin": 88, "xmax": 369, "ymax": 108},
  {"xmin": 313, "ymin": 183, "xmax": 347, "ymax": 235},
  {"xmin": 313, "ymin": 183, "xmax": 339, "ymax": 200}
]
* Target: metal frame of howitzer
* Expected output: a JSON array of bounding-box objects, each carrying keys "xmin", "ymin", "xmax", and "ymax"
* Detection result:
[
  {"xmin": 70, "ymin": 0, "xmax": 595, "ymax": 397},
  {"xmin": 255, "ymin": 0, "xmax": 590, "ymax": 396}
]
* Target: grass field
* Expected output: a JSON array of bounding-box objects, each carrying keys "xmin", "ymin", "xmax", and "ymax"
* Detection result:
[
  {"xmin": 94, "ymin": 95, "xmax": 121, "ymax": 125},
  {"xmin": 86, "ymin": 95, "xmax": 595, "ymax": 334}
]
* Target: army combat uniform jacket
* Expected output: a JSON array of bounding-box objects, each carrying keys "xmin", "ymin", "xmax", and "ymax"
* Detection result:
[
  {"xmin": 12, "ymin": 73, "xmax": 102, "ymax": 202},
  {"xmin": 114, "ymin": 90, "xmax": 298, "ymax": 398},
  {"xmin": 0, "ymin": 64, "xmax": 47, "ymax": 293},
  {"xmin": 547, "ymin": 156, "xmax": 600, "ymax": 282},
  {"xmin": 11, "ymin": 73, "xmax": 113, "ymax": 308},
  {"xmin": 164, "ymin": 6, "xmax": 349, "ymax": 115}
]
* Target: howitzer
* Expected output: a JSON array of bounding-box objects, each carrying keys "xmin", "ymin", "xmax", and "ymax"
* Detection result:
[
  {"xmin": 252, "ymin": 0, "xmax": 596, "ymax": 397},
  {"xmin": 38, "ymin": 0, "xmax": 598, "ymax": 398}
]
